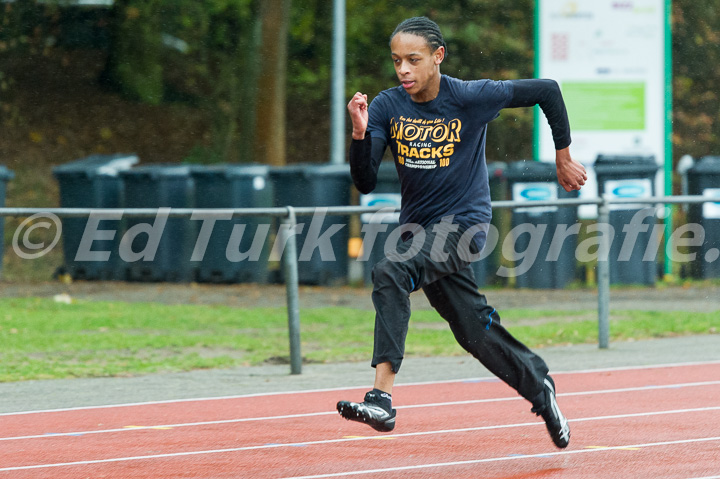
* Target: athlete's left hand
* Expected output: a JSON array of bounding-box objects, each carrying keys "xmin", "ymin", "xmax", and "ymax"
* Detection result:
[{"xmin": 555, "ymin": 147, "xmax": 587, "ymax": 192}]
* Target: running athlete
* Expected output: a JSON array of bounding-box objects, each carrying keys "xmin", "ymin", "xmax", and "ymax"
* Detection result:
[{"xmin": 336, "ymin": 17, "xmax": 586, "ymax": 449}]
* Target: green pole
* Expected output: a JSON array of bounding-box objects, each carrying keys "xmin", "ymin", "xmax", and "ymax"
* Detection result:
[
  {"xmin": 330, "ymin": 0, "xmax": 346, "ymax": 165},
  {"xmin": 533, "ymin": 0, "xmax": 541, "ymax": 161},
  {"xmin": 663, "ymin": 0, "xmax": 674, "ymax": 279}
]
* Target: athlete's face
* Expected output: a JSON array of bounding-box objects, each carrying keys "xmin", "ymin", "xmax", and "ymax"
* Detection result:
[{"xmin": 390, "ymin": 32, "xmax": 444, "ymax": 103}]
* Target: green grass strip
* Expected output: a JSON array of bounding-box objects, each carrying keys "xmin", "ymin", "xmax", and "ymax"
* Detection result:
[{"xmin": 0, "ymin": 298, "xmax": 717, "ymax": 382}]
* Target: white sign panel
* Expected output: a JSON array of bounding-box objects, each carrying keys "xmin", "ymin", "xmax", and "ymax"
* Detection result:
[{"xmin": 537, "ymin": 0, "xmax": 666, "ymax": 162}]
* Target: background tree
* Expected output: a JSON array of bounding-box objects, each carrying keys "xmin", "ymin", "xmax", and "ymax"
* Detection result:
[
  {"xmin": 100, "ymin": 0, "xmax": 165, "ymax": 105},
  {"xmin": 1, "ymin": 0, "xmax": 58, "ymax": 127},
  {"xmin": 287, "ymin": 0, "xmax": 535, "ymax": 164},
  {"xmin": 1, "ymin": 0, "xmax": 719, "ymax": 169},
  {"xmin": 672, "ymin": 1, "xmax": 720, "ymax": 164},
  {"xmin": 254, "ymin": 0, "xmax": 292, "ymax": 166}
]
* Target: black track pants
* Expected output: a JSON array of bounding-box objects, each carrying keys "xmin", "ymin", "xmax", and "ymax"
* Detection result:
[{"xmin": 370, "ymin": 221, "xmax": 548, "ymax": 403}]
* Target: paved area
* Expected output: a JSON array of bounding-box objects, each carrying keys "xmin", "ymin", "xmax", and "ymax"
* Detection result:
[{"xmin": 1, "ymin": 334, "xmax": 717, "ymax": 414}]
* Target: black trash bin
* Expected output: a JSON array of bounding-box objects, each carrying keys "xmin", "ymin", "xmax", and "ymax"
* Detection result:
[
  {"xmin": 359, "ymin": 162, "xmax": 402, "ymax": 287},
  {"xmin": 686, "ymin": 155, "xmax": 720, "ymax": 279},
  {"xmin": 119, "ymin": 164, "xmax": 195, "ymax": 282},
  {"xmin": 191, "ymin": 164, "xmax": 273, "ymax": 283},
  {"xmin": 52, "ymin": 154, "xmax": 138, "ymax": 280},
  {"xmin": 0, "ymin": 165, "xmax": 14, "ymax": 279},
  {"xmin": 504, "ymin": 160, "xmax": 579, "ymax": 289},
  {"xmin": 594, "ymin": 154, "xmax": 659, "ymax": 285},
  {"xmin": 269, "ymin": 163, "xmax": 352, "ymax": 285},
  {"xmin": 470, "ymin": 161, "xmax": 507, "ymax": 287}
]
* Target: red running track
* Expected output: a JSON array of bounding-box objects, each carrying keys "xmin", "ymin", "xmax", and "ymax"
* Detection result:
[{"xmin": 1, "ymin": 361, "xmax": 719, "ymax": 478}]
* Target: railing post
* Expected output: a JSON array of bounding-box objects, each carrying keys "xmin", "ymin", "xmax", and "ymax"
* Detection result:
[
  {"xmin": 597, "ymin": 195, "xmax": 611, "ymax": 349},
  {"xmin": 281, "ymin": 206, "xmax": 302, "ymax": 374}
]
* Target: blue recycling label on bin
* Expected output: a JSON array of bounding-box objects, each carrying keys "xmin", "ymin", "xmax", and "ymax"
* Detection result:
[
  {"xmin": 604, "ymin": 178, "xmax": 652, "ymax": 210},
  {"xmin": 611, "ymin": 184, "xmax": 647, "ymax": 198},
  {"xmin": 512, "ymin": 182, "xmax": 558, "ymax": 214},
  {"xmin": 520, "ymin": 187, "xmax": 553, "ymax": 201},
  {"xmin": 360, "ymin": 193, "xmax": 401, "ymax": 223},
  {"xmin": 703, "ymin": 188, "xmax": 720, "ymax": 219}
]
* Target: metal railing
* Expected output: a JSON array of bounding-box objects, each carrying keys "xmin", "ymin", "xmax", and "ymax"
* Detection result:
[{"xmin": 0, "ymin": 194, "xmax": 716, "ymax": 374}]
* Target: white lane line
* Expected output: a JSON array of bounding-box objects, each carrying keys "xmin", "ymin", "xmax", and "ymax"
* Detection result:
[
  {"xmin": 2, "ymin": 380, "xmax": 720, "ymax": 442},
  {"xmin": 1, "ymin": 359, "xmax": 718, "ymax": 417},
  {"xmin": 1, "ymin": 407, "xmax": 719, "ymax": 472},
  {"xmin": 278, "ymin": 436, "xmax": 720, "ymax": 479},
  {"xmin": 0, "ymin": 411, "xmax": 334, "ymax": 442},
  {"xmin": 402, "ymin": 380, "xmax": 720, "ymax": 411}
]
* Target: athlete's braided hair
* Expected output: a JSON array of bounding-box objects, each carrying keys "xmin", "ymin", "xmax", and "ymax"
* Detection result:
[{"xmin": 390, "ymin": 16, "xmax": 447, "ymax": 57}]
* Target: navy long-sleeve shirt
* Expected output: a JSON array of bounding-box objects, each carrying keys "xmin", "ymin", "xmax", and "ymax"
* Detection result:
[{"xmin": 350, "ymin": 76, "xmax": 571, "ymax": 249}]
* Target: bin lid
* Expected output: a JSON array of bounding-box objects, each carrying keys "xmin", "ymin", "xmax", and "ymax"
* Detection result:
[
  {"xmin": 594, "ymin": 154, "xmax": 658, "ymax": 176},
  {"xmin": 503, "ymin": 160, "xmax": 557, "ymax": 182},
  {"xmin": 191, "ymin": 163, "xmax": 270, "ymax": 179},
  {"xmin": 0, "ymin": 165, "xmax": 14, "ymax": 180},
  {"xmin": 487, "ymin": 161, "xmax": 507, "ymax": 180},
  {"xmin": 119, "ymin": 164, "xmax": 192, "ymax": 179},
  {"xmin": 53, "ymin": 153, "xmax": 139, "ymax": 178},
  {"xmin": 269, "ymin": 163, "xmax": 351, "ymax": 179},
  {"xmin": 688, "ymin": 155, "xmax": 720, "ymax": 175}
]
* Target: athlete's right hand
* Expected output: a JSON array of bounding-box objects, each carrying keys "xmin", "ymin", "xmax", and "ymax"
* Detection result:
[{"xmin": 347, "ymin": 92, "xmax": 369, "ymax": 140}]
